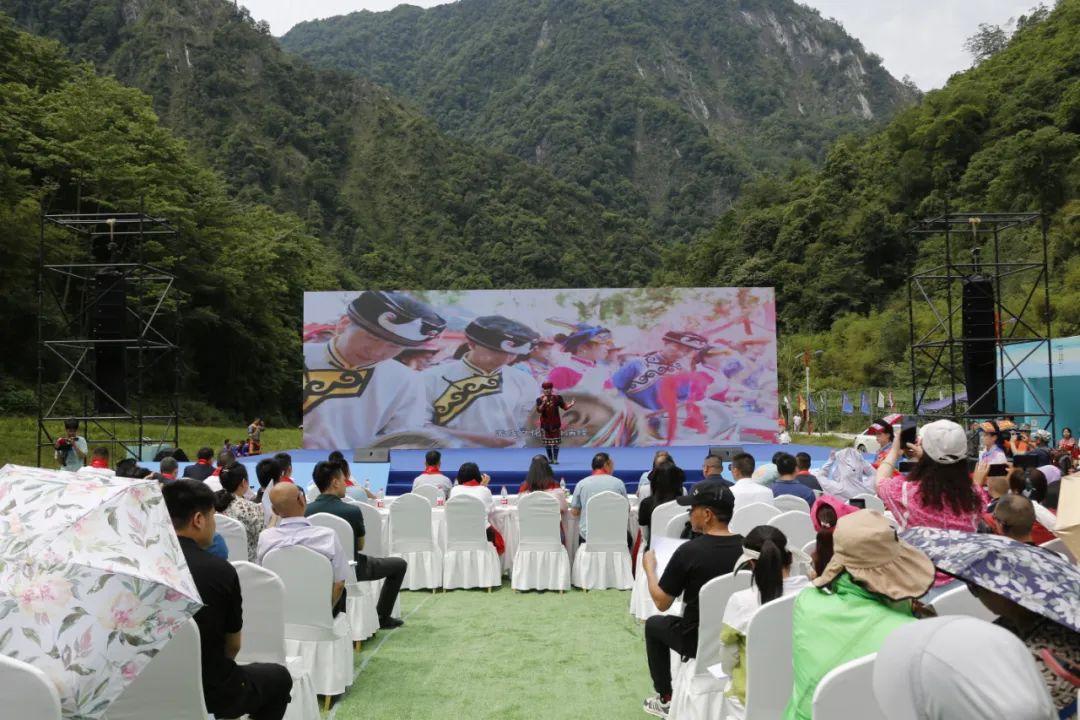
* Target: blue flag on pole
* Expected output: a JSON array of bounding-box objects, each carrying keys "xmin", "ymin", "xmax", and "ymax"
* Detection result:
[
  {"xmin": 860, "ymin": 392, "xmax": 870, "ymax": 415},
  {"xmin": 842, "ymin": 392, "xmax": 853, "ymax": 414},
  {"xmin": 808, "ymin": 393, "xmax": 817, "ymax": 414}
]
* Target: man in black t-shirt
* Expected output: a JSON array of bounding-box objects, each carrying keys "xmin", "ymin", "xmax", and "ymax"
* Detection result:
[
  {"xmin": 163, "ymin": 480, "xmax": 292, "ymax": 720},
  {"xmin": 640, "ymin": 480, "xmax": 743, "ymax": 718}
]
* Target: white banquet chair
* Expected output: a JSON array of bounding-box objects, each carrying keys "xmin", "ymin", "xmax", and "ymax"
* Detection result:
[
  {"xmin": 389, "ymin": 492, "xmax": 443, "ymax": 590},
  {"xmin": 572, "ymin": 491, "xmax": 633, "ymax": 590},
  {"xmin": 263, "ymin": 546, "xmax": 353, "ymax": 699},
  {"xmin": 512, "ymin": 491, "xmax": 570, "ymax": 591},
  {"xmin": 669, "ymin": 571, "xmax": 752, "ymax": 720},
  {"xmin": 359, "ymin": 501, "xmax": 401, "ymax": 618},
  {"xmin": 811, "ymin": 654, "xmax": 885, "ymax": 720},
  {"xmin": 664, "ymin": 513, "xmax": 691, "ymax": 539},
  {"xmin": 442, "ymin": 495, "xmax": 502, "ymax": 590},
  {"xmin": 204, "ymin": 476, "xmax": 223, "ymax": 492},
  {"xmin": 232, "ymin": 561, "xmax": 321, "ymax": 720},
  {"xmin": 308, "ymin": 512, "xmax": 380, "ymax": 642},
  {"xmin": 412, "ymin": 484, "xmax": 442, "ymax": 506},
  {"xmin": 305, "ymin": 484, "xmax": 321, "ymax": 502},
  {"xmin": 729, "ymin": 502, "xmax": 781, "ymax": 536},
  {"xmin": 743, "ymin": 593, "xmax": 798, "ymax": 720},
  {"xmin": 214, "ymin": 512, "xmax": 249, "ymax": 562},
  {"xmin": 851, "ymin": 493, "xmax": 885, "ymax": 513},
  {"xmin": 929, "ymin": 584, "xmax": 998, "ymax": 622},
  {"xmin": 773, "ymin": 494, "xmax": 811, "ymax": 514},
  {"xmin": 767, "ymin": 510, "xmax": 816, "ymax": 549},
  {"xmin": 650, "ymin": 500, "xmax": 688, "ymax": 543},
  {"xmin": 630, "ymin": 500, "xmax": 686, "ymax": 619},
  {"xmin": 0, "ymin": 654, "xmax": 61, "ymax": 720},
  {"xmin": 104, "ymin": 619, "xmax": 209, "ymax": 720}
]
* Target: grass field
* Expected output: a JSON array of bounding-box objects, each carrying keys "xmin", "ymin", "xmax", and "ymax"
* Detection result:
[{"xmin": 333, "ymin": 584, "xmax": 649, "ymax": 720}]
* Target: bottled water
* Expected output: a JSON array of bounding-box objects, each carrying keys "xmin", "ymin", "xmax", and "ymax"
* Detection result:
[
  {"xmin": 500, "ymin": 485, "xmax": 508, "ymax": 505},
  {"xmin": 376, "ymin": 488, "xmax": 385, "ymax": 509}
]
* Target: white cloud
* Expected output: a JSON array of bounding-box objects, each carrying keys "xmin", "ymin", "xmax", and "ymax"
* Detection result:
[{"xmin": 242, "ymin": 0, "xmax": 1043, "ymax": 89}]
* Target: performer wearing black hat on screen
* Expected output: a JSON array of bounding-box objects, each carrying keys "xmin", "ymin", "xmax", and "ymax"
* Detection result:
[
  {"xmin": 537, "ymin": 381, "xmax": 575, "ymax": 464},
  {"xmin": 423, "ymin": 315, "xmax": 540, "ymax": 447},
  {"xmin": 303, "ymin": 291, "xmax": 446, "ymax": 449}
]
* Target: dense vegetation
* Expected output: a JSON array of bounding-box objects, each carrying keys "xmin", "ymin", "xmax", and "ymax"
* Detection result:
[{"xmin": 282, "ymin": 0, "xmax": 917, "ymax": 241}]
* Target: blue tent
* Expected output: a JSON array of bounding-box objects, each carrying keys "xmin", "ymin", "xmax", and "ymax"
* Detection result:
[{"xmin": 1002, "ymin": 336, "xmax": 1080, "ymax": 438}]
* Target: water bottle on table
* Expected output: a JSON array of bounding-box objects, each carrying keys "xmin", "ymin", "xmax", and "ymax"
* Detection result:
[
  {"xmin": 376, "ymin": 488, "xmax": 384, "ymax": 509},
  {"xmin": 500, "ymin": 485, "xmax": 508, "ymax": 506}
]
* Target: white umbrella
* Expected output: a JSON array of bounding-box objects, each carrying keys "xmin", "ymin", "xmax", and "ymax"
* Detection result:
[{"xmin": 0, "ymin": 465, "xmax": 202, "ymax": 719}]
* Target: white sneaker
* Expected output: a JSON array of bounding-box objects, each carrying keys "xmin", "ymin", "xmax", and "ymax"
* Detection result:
[{"xmin": 643, "ymin": 694, "xmax": 670, "ymax": 718}]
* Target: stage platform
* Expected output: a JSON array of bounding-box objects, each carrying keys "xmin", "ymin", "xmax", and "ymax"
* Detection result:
[{"xmin": 222, "ymin": 443, "xmax": 840, "ymax": 495}]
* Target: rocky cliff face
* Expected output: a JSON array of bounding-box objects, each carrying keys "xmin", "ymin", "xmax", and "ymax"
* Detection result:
[{"xmin": 283, "ymin": 0, "xmax": 919, "ymax": 239}]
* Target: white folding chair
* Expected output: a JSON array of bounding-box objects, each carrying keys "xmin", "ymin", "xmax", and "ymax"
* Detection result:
[
  {"xmin": 743, "ymin": 593, "xmax": 798, "ymax": 720},
  {"xmin": 773, "ymin": 494, "xmax": 811, "ymax": 514},
  {"xmin": 651, "ymin": 500, "xmax": 688, "ymax": 543},
  {"xmin": 214, "ymin": 512, "xmax": 249, "ymax": 562},
  {"xmin": 1040, "ymin": 537, "xmax": 1078, "ymax": 563},
  {"xmin": 232, "ymin": 562, "xmax": 320, "ymax": 720},
  {"xmin": 389, "ymin": 492, "xmax": 443, "ymax": 590},
  {"xmin": 412, "ymin": 484, "xmax": 442, "ymax": 506},
  {"xmin": 729, "ymin": 502, "xmax": 781, "ymax": 536},
  {"xmin": 263, "ymin": 546, "xmax": 353, "ymax": 698},
  {"xmin": 669, "ymin": 572, "xmax": 753, "ymax": 720},
  {"xmin": 359, "ymin": 501, "xmax": 400, "ymax": 618},
  {"xmin": 812, "ymin": 653, "xmax": 885, "ymax": 720},
  {"xmin": 104, "ymin": 619, "xmax": 210, "ymax": 720},
  {"xmin": 851, "ymin": 493, "xmax": 885, "ymax": 513},
  {"xmin": 308, "ymin": 513, "xmax": 379, "ymax": 642},
  {"xmin": 572, "ymin": 491, "xmax": 632, "ymax": 590},
  {"xmin": 512, "ymin": 491, "xmax": 570, "ymax": 591},
  {"xmin": 767, "ymin": 510, "xmax": 816, "ymax": 549},
  {"xmin": 442, "ymin": 495, "xmax": 501, "ymax": 589},
  {"xmin": 929, "ymin": 584, "xmax": 998, "ymax": 622},
  {"xmin": 0, "ymin": 654, "xmax": 61, "ymax": 720}
]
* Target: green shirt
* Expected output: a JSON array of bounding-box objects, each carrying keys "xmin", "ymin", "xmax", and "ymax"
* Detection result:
[{"xmin": 783, "ymin": 573, "xmax": 916, "ymax": 720}]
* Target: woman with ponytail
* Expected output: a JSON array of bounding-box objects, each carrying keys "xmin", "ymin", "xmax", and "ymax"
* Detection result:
[
  {"xmin": 718, "ymin": 526, "xmax": 811, "ymax": 708},
  {"xmin": 214, "ymin": 463, "xmax": 264, "ymax": 562}
]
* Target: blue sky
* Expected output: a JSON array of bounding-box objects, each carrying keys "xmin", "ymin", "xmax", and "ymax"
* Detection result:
[{"xmin": 243, "ymin": 0, "xmax": 1041, "ymax": 89}]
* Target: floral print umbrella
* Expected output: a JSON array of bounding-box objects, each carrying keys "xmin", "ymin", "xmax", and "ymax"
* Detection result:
[
  {"xmin": 901, "ymin": 527, "xmax": 1080, "ymax": 632},
  {"xmin": 0, "ymin": 465, "xmax": 202, "ymax": 719}
]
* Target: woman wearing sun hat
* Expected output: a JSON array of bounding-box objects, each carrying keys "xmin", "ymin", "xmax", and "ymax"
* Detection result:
[{"xmin": 783, "ymin": 510, "xmax": 935, "ymax": 720}]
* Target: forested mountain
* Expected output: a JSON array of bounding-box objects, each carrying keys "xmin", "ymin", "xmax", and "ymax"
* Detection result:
[
  {"xmin": 659, "ymin": 0, "xmax": 1080, "ymax": 390},
  {"xmin": 1, "ymin": 0, "xmax": 657, "ymax": 290},
  {"xmin": 283, "ymin": 0, "xmax": 918, "ymax": 239}
]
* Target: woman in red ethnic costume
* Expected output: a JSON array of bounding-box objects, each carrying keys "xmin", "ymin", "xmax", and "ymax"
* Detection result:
[{"xmin": 537, "ymin": 381, "xmax": 575, "ymax": 464}]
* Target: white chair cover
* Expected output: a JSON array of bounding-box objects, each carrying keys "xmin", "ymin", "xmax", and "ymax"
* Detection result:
[
  {"xmin": 729, "ymin": 502, "xmax": 781, "ymax": 536},
  {"xmin": 232, "ymin": 562, "xmax": 321, "ymax": 720},
  {"xmin": 305, "ymin": 483, "xmax": 321, "ymax": 502},
  {"xmin": 630, "ymin": 501, "xmax": 685, "ymax": 619},
  {"xmin": 929, "ymin": 584, "xmax": 998, "ymax": 622},
  {"xmin": 389, "ymin": 493, "xmax": 443, "ymax": 590},
  {"xmin": 215, "ymin": 512, "xmax": 249, "ymax": 562},
  {"xmin": 772, "ymin": 494, "xmax": 811, "ymax": 514},
  {"xmin": 766, "ymin": 511, "xmax": 816, "ymax": 549},
  {"xmin": 743, "ymin": 593, "xmax": 798, "ymax": 720},
  {"xmin": 308, "ymin": 513, "xmax": 379, "ymax": 641},
  {"xmin": 412, "ymin": 484, "xmax": 442, "ymax": 506},
  {"xmin": 669, "ymin": 572, "xmax": 752, "ymax": 720},
  {"xmin": 651, "ymin": 500, "xmax": 687, "ymax": 542},
  {"xmin": 572, "ymin": 491, "xmax": 632, "ymax": 590},
  {"xmin": 442, "ymin": 495, "xmax": 501, "ymax": 589},
  {"xmin": 263, "ymin": 546, "xmax": 353, "ymax": 696},
  {"xmin": 204, "ymin": 476, "xmax": 223, "ymax": 492},
  {"xmin": 0, "ymin": 654, "xmax": 61, "ymax": 720},
  {"xmin": 851, "ymin": 493, "xmax": 885, "ymax": 513},
  {"xmin": 812, "ymin": 653, "xmax": 884, "ymax": 720},
  {"xmin": 359, "ymin": 502, "xmax": 401, "ymax": 618},
  {"xmin": 663, "ymin": 512, "xmax": 691, "ymax": 539},
  {"xmin": 512, "ymin": 492, "xmax": 570, "ymax": 591},
  {"xmin": 104, "ymin": 619, "xmax": 209, "ymax": 720}
]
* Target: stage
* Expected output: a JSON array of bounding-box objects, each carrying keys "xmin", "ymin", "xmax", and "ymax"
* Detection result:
[{"xmin": 208, "ymin": 443, "xmax": 841, "ymax": 495}]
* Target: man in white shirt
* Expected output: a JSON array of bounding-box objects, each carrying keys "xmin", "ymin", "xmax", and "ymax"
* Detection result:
[
  {"xmin": 728, "ymin": 452, "xmax": 773, "ymax": 510},
  {"xmin": 257, "ymin": 483, "xmax": 349, "ymax": 613},
  {"xmin": 303, "ymin": 291, "xmax": 446, "ymax": 450},
  {"xmin": 571, "ymin": 452, "xmax": 628, "ymax": 543},
  {"xmin": 412, "ymin": 449, "xmax": 453, "ymax": 497}
]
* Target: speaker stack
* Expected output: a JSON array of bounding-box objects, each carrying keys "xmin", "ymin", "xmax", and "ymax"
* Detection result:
[
  {"xmin": 961, "ymin": 276, "xmax": 998, "ymax": 416},
  {"xmin": 92, "ymin": 269, "xmax": 127, "ymax": 413}
]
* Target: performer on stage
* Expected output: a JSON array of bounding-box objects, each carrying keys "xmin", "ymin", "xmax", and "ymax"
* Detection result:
[
  {"xmin": 536, "ymin": 381, "xmax": 575, "ymax": 464},
  {"xmin": 303, "ymin": 291, "xmax": 446, "ymax": 449},
  {"xmin": 422, "ymin": 315, "xmax": 540, "ymax": 447}
]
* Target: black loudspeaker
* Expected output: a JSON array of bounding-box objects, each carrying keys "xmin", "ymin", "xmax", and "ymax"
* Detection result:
[
  {"xmin": 354, "ymin": 447, "xmax": 390, "ymax": 463},
  {"xmin": 92, "ymin": 270, "xmax": 127, "ymax": 413},
  {"xmin": 961, "ymin": 277, "xmax": 998, "ymax": 415},
  {"xmin": 708, "ymin": 445, "xmax": 745, "ymax": 461}
]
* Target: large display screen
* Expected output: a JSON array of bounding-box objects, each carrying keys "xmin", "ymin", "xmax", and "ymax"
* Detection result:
[{"xmin": 302, "ymin": 288, "xmax": 778, "ymax": 449}]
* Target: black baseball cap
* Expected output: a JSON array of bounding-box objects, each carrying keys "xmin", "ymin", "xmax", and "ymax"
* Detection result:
[{"xmin": 676, "ymin": 480, "xmax": 735, "ymax": 515}]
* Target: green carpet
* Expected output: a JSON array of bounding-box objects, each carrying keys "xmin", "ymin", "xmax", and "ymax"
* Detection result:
[{"xmin": 332, "ymin": 583, "xmax": 649, "ymax": 720}]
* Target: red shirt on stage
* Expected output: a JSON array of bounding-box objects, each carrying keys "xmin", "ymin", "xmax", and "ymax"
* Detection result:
[{"xmin": 536, "ymin": 394, "xmax": 568, "ymax": 430}]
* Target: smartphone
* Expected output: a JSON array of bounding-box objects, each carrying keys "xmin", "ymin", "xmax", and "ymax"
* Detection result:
[
  {"xmin": 849, "ymin": 498, "xmax": 867, "ymax": 510},
  {"xmin": 1013, "ymin": 454, "xmax": 1041, "ymax": 469},
  {"xmin": 900, "ymin": 418, "xmax": 918, "ymax": 448},
  {"xmin": 988, "ymin": 464, "xmax": 1009, "ymax": 477},
  {"xmin": 898, "ymin": 460, "xmax": 916, "ymax": 473}
]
